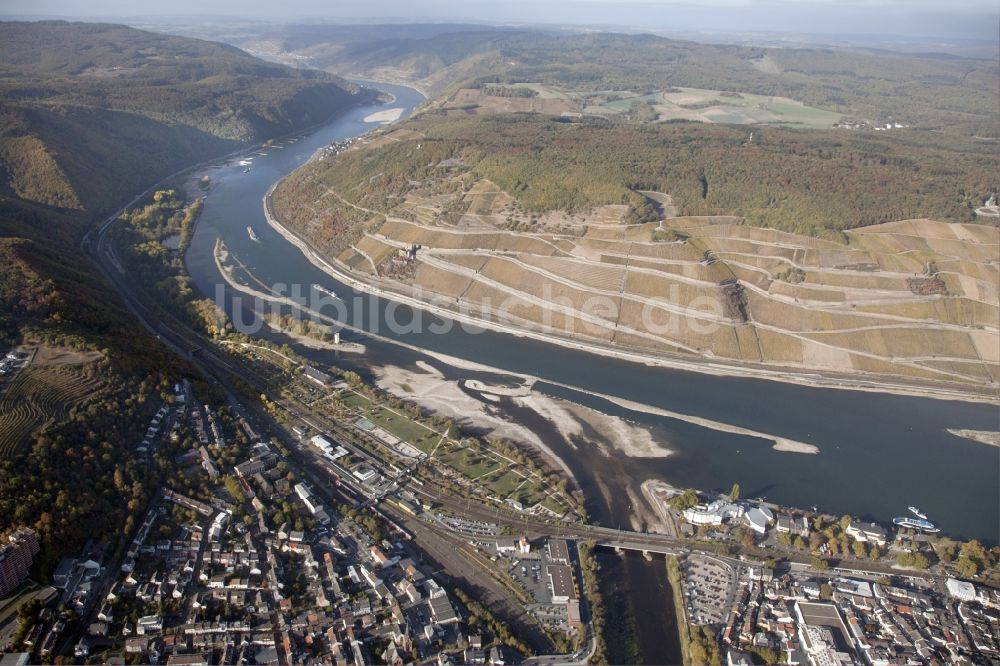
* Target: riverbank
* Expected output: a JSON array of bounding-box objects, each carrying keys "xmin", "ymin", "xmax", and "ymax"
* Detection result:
[
  {"xmin": 261, "ymin": 186, "xmax": 998, "ymax": 406},
  {"xmin": 537, "ymin": 382, "xmax": 820, "ymax": 455},
  {"xmin": 347, "ymin": 74, "xmax": 431, "ymax": 100},
  {"xmin": 666, "ymin": 555, "xmax": 693, "ymax": 666},
  {"xmin": 372, "ymin": 361, "xmax": 571, "ymax": 472},
  {"xmin": 212, "ymin": 233, "xmax": 589, "ymax": 489},
  {"xmin": 593, "ymin": 549, "xmax": 684, "ymax": 664},
  {"xmin": 641, "ymin": 480, "xmax": 682, "ymax": 536},
  {"xmin": 265, "ymin": 319, "xmax": 365, "ymax": 353},
  {"xmin": 213, "ymin": 245, "xmax": 711, "ymax": 505},
  {"xmin": 214, "ymin": 238, "xmax": 366, "ymax": 354},
  {"xmin": 225, "ymin": 215, "xmax": 824, "ymax": 460}
]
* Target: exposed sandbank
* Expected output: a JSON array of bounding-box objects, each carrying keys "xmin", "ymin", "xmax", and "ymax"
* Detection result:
[
  {"xmin": 537, "ymin": 380, "xmax": 820, "ymax": 455},
  {"xmin": 947, "ymin": 429, "xmax": 1000, "ymax": 448},
  {"xmin": 219, "ymin": 235, "xmax": 819, "ymax": 457},
  {"xmin": 364, "ymin": 108, "xmax": 404, "ymax": 123},
  {"xmin": 372, "ymin": 361, "xmax": 580, "ymax": 487},
  {"xmin": 511, "ymin": 393, "xmax": 672, "ymax": 459}
]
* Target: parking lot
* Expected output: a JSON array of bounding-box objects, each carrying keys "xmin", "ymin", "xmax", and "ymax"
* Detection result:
[
  {"xmin": 530, "ymin": 602, "xmax": 570, "ymax": 632},
  {"xmin": 509, "ymin": 557, "xmax": 549, "ymax": 603},
  {"xmin": 681, "ymin": 554, "xmax": 736, "ymax": 626}
]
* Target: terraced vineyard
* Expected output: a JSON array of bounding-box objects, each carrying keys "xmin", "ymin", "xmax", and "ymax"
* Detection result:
[
  {"xmin": 273, "ymin": 124, "xmax": 999, "ymax": 388},
  {"xmin": 0, "ymin": 362, "xmax": 106, "ymax": 456}
]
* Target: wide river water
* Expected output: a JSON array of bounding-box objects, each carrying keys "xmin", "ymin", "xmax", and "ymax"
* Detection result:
[
  {"xmin": 187, "ymin": 82, "xmax": 998, "ymax": 543},
  {"xmin": 185, "ymin": 79, "xmax": 997, "ymax": 660}
]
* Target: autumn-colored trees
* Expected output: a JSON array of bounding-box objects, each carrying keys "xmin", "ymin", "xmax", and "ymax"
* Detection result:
[{"xmin": 278, "ymin": 113, "xmax": 996, "ymax": 249}]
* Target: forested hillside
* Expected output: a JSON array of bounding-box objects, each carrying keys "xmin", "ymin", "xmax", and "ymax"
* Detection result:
[
  {"xmin": 243, "ymin": 23, "xmax": 522, "ymax": 74},
  {"xmin": 0, "ymin": 21, "xmax": 377, "ymax": 213},
  {"xmin": 0, "ymin": 20, "xmax": 375, "ymax": 349},
  {"xmin": 0, "ymin": 199, "xmax": 193, "ymax": 574},
  {"xmin": 0, "ymin": 21, "xmax": 376, "ymax": 573},
  {"xmin": 0, "ymin": 21, "xmax": 367, "ymax": 139},
  {"xmin": 276, "ymin": 113, "xmax": 995, "ymax": 236}
]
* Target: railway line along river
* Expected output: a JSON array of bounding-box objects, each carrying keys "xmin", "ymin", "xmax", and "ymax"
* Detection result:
[{"xmin": 184, "ymin": 79, "xmax": 998, "ymax": 662}]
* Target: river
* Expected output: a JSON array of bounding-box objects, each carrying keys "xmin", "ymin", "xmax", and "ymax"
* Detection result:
[{"xmin": 184, "ymin": 80, "xmax": 998, "ymax": 662}]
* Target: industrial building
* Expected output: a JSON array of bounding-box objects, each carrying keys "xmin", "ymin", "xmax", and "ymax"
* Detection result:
[
  {"xmin": 546, "ymin": 539, "xmax": 570, "ymax": 565},
  {"xmin": 547, "ymin": 564, "xmax": 577, "ymax": 604}
]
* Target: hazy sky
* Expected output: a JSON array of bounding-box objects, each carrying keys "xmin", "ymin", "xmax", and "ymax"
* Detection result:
[{"xmin": 4, "ymin": 0, "xmax": 998, "ymax": 40}]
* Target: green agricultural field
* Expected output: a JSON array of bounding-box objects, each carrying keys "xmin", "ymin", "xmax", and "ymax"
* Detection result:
[
  {"xmin": 505, "ymin": 82, "xmax": 572, "ymax": 100},
  {"xmin": 438, "ymin": 446, "xmax": 504, "ymax": 479},
  {"xmin": 365, "ymin": 405, "xmax": 438, "ymax": 443},
  {"xmin": 589, "ymin": 91, "xmax": 666, "ymax": 113},
  {"xmin": 483, "ymin": 468, "xmax": 530, "ymax": 497},
  {"xmin": 668, "ymin": 87, "xmax": 844, "ymax": 127},
  {"xmin": 582, "ymin": 87, "xmax": 843, "ymax": 128},
  {"xmin": 339, "ymin": 390, "xmax": 372, "ymax": 410}
]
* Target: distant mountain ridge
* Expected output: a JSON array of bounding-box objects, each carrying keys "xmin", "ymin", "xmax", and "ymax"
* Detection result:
[
  {"xmin": 0, "ymin": 20, "xmax": 378, "ymax": 216},
  {"xmin": 0, "ymin": 19, "xmax": 380, "ymax": 350},
  {"xmin": 238, "ymin": 23, "xmax": 997, "ymax": 138}
]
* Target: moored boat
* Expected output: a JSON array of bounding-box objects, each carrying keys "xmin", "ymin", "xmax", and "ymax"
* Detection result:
[
  {"xmin": 893, "ymin": 516, "xmax": 939, "ymax": 533},
  {"xmin": 312, "ymin": 284, "xmax": 337, "ymax": 299}
]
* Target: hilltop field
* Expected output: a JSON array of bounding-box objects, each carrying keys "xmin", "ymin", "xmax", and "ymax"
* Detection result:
[
  {"xmin": 271, "ymin": 115, "xmax": 999, "ymax": 388},
  {"xmin": 438, "ymin": 84, "xmax": 846, "ymax": 129}
]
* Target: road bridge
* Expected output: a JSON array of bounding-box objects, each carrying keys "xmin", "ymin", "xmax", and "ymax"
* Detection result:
[{"xmin": 594, "ymin": 539, "xmax": 684, "ymax": 558}]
